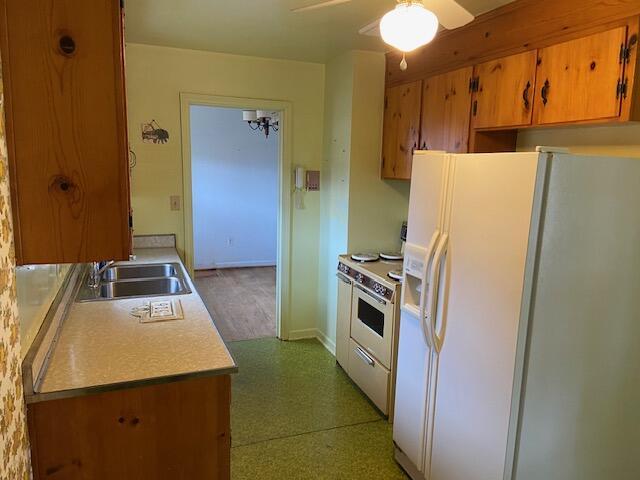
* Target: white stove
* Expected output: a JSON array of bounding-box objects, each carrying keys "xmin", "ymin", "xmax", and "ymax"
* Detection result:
[{"xmin": 335, "ymin": 253, "xmax": 403, "ymax": 418}]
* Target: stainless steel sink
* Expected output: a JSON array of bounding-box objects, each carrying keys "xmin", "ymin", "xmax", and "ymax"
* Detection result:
[
  {"xmin": 102, "ymin": 263, "xmax": 177, "ymax": 281},
  {"xmin": 99, "ymin": 277, "xmax": 186, "ymax": 299},
  {"xmin": 77, "ymin": 262, "xmax": 192, "ymax": 302}
]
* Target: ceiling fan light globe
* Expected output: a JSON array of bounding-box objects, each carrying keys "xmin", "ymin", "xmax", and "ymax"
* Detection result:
[{"xmin": 380, "ymin": 2, "xmax": 438, "ymax": 52}]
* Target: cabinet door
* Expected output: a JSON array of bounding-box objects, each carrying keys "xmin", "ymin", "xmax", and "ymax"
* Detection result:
[
  {"xmin": 421, "ymin": 67, "xmax": 473, "ymax": 153},
  {"xmin": 533, "ymin": 27, "xmax": 626, "ymax": 125},
  {"xmin": 28, "ymin": 376, "xmax": 231, "ymax": 479},
  {"xmin": 0, "ymin": 0, "xmax": 131, "ymax": 264},
  {"xmin": 472, "ymin": 51, "xmax": 538, "ymax": 129},
  {"xmin": 381, "ymin": 81, "xmax": 422, "ymax": 180}
]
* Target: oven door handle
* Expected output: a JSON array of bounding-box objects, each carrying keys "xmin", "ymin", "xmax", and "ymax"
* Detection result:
[
  {"xmin": 355, "ymin": 345, "xmax": 375, "ymax": 367},
  {"xmin": 355, "ymin": 284, "xmax": 387, "ymax": 305},
  {"xmin": 336, "ymin": 272, "xmax": 352, "ymax": 284}
]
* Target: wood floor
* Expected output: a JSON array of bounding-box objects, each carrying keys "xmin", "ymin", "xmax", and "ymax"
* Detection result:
[{"xmin": 194, "ymin": 267, "xmax": 276, "ymax": 342}]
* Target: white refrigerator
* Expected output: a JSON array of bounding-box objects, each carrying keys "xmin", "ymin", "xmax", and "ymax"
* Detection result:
[{"xmin": 393, "ymin": 149, "xmax": 640, "ymax": 480}]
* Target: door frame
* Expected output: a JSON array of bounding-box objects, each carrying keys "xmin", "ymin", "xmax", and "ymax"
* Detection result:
[{"xmin": 179, "ymin": 92, "xmax": 292, "ymax": 340}]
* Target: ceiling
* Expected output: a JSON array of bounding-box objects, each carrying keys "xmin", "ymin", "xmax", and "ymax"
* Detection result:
[{"xmin": 125, "ymin": 0, "xmax": 516, "ymax": 63}]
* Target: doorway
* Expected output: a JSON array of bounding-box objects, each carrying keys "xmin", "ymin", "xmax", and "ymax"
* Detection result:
[{"xmin": 180, "ymin": 94, "xmax": 292, "ymax": 341}]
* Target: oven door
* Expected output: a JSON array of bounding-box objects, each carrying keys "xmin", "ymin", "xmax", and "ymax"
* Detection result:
[{"xmin": 350, "ymin": 284, "xmax": 394, "ymax": 369}]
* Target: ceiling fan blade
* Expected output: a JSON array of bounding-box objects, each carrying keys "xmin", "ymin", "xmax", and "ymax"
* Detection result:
[
  {"xmin": 422, "ymin": 0, "xmax": 474, "ymax": 30},
  {"xmin": 291, "ymin": 0, "xmax": 352, "ymax": 13},
  {"xmin": 358, "ymin": 18, "xmax": 381, "ymax": 37}
]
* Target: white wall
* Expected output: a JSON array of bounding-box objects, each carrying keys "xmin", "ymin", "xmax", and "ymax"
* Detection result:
[
  {"xmin": 317, "ymin": 51, "xmax": 410, "ymax": 350},
  {"xmin": 191, "ymin": 106, "xmax": 278, "ymax": 269}
]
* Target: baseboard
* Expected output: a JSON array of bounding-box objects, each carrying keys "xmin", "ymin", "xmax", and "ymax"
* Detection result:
[
  {"xmin": 194, "ymin": 260, "xmax": 276, "ymax": 270},
  {"xmin": 315, "ymin": 329, "xmax": 336, "ymax": 356},
  {"xmin": 287, "ymin": 328, "xmax": 317, "ymax": 341},
  {"xmin": 287, "ymin": 328, "xmax": 336, "ymax": 356}
]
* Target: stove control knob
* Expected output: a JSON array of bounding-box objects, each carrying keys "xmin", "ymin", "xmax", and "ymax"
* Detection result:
[
  {"xmin": 355, "ymin": 273, "xmax": 364, "ymax": 284},
  {"xmin": 373, "ymin": 283, "xmax": 387, "ymax": 296}
]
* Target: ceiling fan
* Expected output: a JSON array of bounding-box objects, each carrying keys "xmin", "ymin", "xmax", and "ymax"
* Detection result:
[{"xmin": 291, "ymin": 0, "xmax": 474, "ymax": 69}]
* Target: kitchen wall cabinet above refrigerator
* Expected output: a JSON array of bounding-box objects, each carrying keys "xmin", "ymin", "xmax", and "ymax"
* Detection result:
[
  {"xmin": 381, "ymin": 13, "xmax": 640, "ymax": 180},
  {"xmin": 394, "ymin": 150, "xmax": 640, "ymax": 480},
  {"xmin": 0, "ymin": 0, "xmax": 132, "ymax": 265}
]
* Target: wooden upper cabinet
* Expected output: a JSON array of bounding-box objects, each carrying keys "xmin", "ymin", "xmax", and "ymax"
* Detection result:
[
  {"xmin": 382, "ymin": 81, "xmax": 422, "ymax": 180},
  {"xmin": 471, "ymin": 51, "xmax": 538, "ymax": 129},
  {"xmin": 0, "ymin": 0, "xmax": 131, "ymax": 265},
  {"xmin": 533, "ymin": 26, "xmax": 628, "ymax": 125},
  {"xmin": 421, "ymin": 67, "xmax": 473, "ymax": 153}
]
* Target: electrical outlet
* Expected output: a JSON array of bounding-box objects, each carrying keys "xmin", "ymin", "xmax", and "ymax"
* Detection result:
[
  {"xmin": 227, "ymin": 237, "xmax": 234, "ymax": 247},
  {"xmin": 170, "ymin": 195, "xmax": 181, "ymax": 211}
]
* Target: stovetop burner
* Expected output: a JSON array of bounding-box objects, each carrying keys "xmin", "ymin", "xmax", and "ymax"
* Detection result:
[
  {"xmin": 380, "ymin": 252, "xmax": 403, "ymax": 261},
  {"xmin": 351, "ymin": 253, "xmax": 380, "ymax": 262},
  {"xmin": 388, "ymin": 270, "xmax": 403, "ymax": 281}
]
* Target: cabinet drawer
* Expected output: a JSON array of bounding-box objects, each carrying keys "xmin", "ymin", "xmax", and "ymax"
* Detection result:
[{"xmin": 348, "ymin": 338, "xmax": 391, "ymax": 415}]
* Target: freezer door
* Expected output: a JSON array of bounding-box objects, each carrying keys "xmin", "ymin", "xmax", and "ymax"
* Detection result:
[
  {"xmin": 394, "ymin": 152, "xmax": 450, "ymax": 475},
  {"xmin": 405, "ymin": 151, "xmax": 450, "ymax": 248},
  {"xmin": 512, "ymin": 154, "xmax": 640, "ymax": 480},
  {"xmin": 401, "ymin": 152, "xmax": 451, "ymax": 345},
  {"xmin": 427, "ymin": 152, "xmax": 542, "ymax": 480}
]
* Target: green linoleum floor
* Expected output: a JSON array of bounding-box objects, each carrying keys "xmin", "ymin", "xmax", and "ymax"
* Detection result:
[{"xmin": 227, "ymin": 337, "xmax": 409, "ymax": 479}]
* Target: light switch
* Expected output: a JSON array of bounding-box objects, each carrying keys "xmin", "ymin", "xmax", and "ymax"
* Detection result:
[{"xmin": 170, "ymin": 195, "xmax": 181, "ymax": 211}]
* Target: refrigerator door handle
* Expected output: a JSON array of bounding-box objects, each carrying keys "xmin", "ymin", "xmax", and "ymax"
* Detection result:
[
  {"xmin": 428, "ymin": 234, "xmax": 449, "ymax": 353},
  {"xmin": 419, "ymin": 231, "xmax": 440, "ymax": 347}
]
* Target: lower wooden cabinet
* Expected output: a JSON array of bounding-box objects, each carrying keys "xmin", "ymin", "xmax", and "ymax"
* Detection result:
[
  {"xmin": 27, "ymin": 376, "xmax": 231, "ymax": 480},
  {"xmin": 381, "ymin": 81, "xmax": 422, "ymax": 180},
  {"xmin": 421, "ymin": 66, "xmax": 473, "ymax": 153}
]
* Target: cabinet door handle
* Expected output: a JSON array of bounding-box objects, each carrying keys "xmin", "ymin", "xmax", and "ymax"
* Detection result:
[
  {"xmin": 541, "ymin": 79, "xmax": 550, "ymax": 106},
  {"xmin": 522, "ymin": 81, "xmax": 531, "ymax": 109}
]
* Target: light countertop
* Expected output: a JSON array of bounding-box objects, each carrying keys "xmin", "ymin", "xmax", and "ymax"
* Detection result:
[{"xmin": 32, "ymin": 248, "xmax": 237, "ymax": 401}]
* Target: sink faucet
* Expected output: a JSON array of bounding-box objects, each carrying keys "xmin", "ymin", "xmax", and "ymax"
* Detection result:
[{"xmin": 88, "ymin": 260, "xmax": 115, "ymax": 289}]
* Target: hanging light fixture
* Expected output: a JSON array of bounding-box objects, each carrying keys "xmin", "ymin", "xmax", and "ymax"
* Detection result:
[
  {"xmin": 242, "ymin": 110, "xmax": 279, "ymax": 138},
  {"xmin": 380, "ymin": 1, "xmax": 439, "ymax": 71}
]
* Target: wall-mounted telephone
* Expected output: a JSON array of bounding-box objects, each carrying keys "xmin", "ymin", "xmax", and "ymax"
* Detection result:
[
  {"xmin": 295, "ymin": 166, "xmax": 305, "ymax": 191},
  {"xmin": 293, "ymin": 166, "xmax": 320, "ymax": 209}
]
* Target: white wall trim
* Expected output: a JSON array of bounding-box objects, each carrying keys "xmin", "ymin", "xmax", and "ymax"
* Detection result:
[
  {"xmin": 195, "ymin": 260, "xmax": 276, "ymax": 270},
  {"xmin": 180, "ymin": 93, "xmax": 293, "ymax": 340},
  {"xmin": 288, "ymin": 328, "xmax": 337, "ymax": 357},
  {"xmin": 315, "ymin": 329, "xmax": 336, "ymax": 356},
  {"xmin": 288, "ymin": 328, "xmax": 318, "ymax": 341}
]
